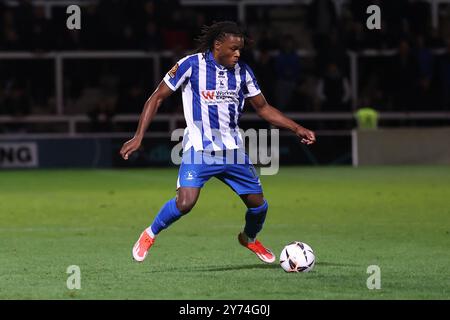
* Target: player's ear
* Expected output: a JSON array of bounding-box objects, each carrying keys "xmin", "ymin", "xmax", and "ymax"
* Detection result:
[{"xmin": 214, "ymin": 39, "xmax": 222, "ymax": 51}]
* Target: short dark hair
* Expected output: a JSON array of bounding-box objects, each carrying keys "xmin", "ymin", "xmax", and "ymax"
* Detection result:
[{"xmin": 194, "ymin": 21, "xmax": 251, "ymax": 53}]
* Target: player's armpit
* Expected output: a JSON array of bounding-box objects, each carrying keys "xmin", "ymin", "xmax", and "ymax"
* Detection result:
[{"xmin": 154, "ymin": 80, "xmax": 175, "ymax": 99}]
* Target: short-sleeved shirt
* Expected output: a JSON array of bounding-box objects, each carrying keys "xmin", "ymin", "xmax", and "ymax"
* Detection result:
[{"xmin": 163, "ymin": 51, "xmax": 261, "ymax": 152}]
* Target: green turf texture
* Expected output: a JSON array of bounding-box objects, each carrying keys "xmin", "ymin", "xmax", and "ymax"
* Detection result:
[{"xmin": 0, "ymin": 166, "xmax": 449, "ymax": 299}]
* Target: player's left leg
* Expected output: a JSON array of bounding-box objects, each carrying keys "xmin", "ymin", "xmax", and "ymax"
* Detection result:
[
  {"xmin": 240, "ymin": 193, "xmax": 267, "ymax": 241},
  {"xmin": 237, "ymin": 193, "xmax": 275, "ymax": 263},
  {"xmin": 217, "ymin": 150, "xmax": 275, "ymax": 263}
]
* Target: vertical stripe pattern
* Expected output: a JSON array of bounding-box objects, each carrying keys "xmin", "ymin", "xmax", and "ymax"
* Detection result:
[{"xmin": 163, "ymin": 52, "xmax": 261, "ymax": 152}]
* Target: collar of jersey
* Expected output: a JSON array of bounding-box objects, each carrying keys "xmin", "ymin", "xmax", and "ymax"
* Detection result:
[{"xmin": 206, "ymin": 51, "xmax": 228, "ymax": 70}]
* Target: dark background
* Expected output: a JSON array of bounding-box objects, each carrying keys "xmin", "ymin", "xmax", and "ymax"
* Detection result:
[{"xmin": 0, "ymin": 0, "xmax": 449, "ymax": 166}]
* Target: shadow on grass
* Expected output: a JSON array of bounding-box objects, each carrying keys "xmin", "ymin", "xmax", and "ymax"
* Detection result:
[
  {"xmin": 200, "ymin": 264, "xmax": 280, "ymax": 272},
  {"xmin": 316, "ymin": 261, "xmax": 360, "ymax": 267},
  {"xmin": 146, "ymin": 263, "xmax": 280, "ymax": 273},
  {"xmin": 143, "ymin": 261, "xmax": 359, "ymax": 273}
]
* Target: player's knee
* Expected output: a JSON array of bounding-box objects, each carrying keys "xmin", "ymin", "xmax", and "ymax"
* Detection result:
[
  {"xmin": 247, "ymin": 199, "xmax": 268, "ymax": 214},
  {"xmin": 176, "ymin": 198, "xmax": 195, "ymax": 215}
]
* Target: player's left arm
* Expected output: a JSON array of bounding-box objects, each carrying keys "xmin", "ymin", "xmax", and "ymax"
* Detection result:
[{"xmin": 248, "ymin": 93, "xmax": 316, "ymax": 145}]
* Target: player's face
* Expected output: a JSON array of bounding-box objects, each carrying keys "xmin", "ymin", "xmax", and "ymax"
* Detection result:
[{"xmin": 215, "ymin": 35, "xmax": 244, "ymax": 68}]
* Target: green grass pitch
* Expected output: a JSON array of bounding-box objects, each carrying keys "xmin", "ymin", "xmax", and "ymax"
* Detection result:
[{"xmin": 0, "ymin": 166, "xmax": 449, "ymax": 299}]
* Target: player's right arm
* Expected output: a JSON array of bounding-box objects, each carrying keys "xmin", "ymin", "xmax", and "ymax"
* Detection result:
[{"xmin": 120, "ymin": 81, "xmax": 173, "ymax": 160}]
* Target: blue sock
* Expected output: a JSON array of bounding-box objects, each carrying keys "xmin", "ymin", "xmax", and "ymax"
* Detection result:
[
  {"xmin": 244, "ymin": 200, "xmax": 268, "ymax": 239},
  {"xmin": 150, "ymin": 198, "xmax": 182, "ymax": 235}
]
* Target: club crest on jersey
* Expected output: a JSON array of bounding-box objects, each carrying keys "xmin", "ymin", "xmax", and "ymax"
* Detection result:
[{"xmin": 168, "ymin": 63, "xmax": 179, "ymax": 78}]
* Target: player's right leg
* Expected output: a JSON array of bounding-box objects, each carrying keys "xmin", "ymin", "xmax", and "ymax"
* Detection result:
[
  {"xmin": 132, "ymin": 147, "xmax": 218, "ymax": 262},
  {"xmin": 132, "ymin": 187, "xmax": 200, "ymax": 262}
]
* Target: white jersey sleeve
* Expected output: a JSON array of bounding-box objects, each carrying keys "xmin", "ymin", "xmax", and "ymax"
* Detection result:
[
  {"xmin": 243, "ymin": 63, "xmax": 261, "ymax": 98},
  {"xmin": 163, "ymin": 55, "xmax": 193, "ymax": 91}
]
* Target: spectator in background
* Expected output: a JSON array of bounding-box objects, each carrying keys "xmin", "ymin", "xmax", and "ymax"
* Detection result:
[
  {"xmin": 0, "ymin": 80, "xmax": 32, "ymax": 133},
  {"xmin": 289, "ymin": 75, "xmax": 318, "ymax": 112},
  {"xmin": 253, "ymin": 46, "xmax": 275, "ymax": 106},
  {"xmin": 28, "ymin": 5, "xmax": 53, "ymax": 52},
  {"xmin": 12, "ymin": 0, "xmax": 33, "ymax": 49},
  {"xmin": 348, "ymin": 0, "xmax": 373, "ymax": 23},
  {"xmin": 316, "ymin": 62, "xmax": 351, "ymax": 112},
  {"xmin": 116, "ymin": 81, "xmax": 147, "ymax": 114},
  {"xmin": 411, "ymin": 33, "xmax": 437, "ymax": 109},
  {"xmin": 155, "ymin": 0, "xmax": 180, "ymax": 30},
  {"xmin": 257, "ymin": 29, "xmax": 277, "ymax": 51},
  {"xmin": 407, "ymin": 0, "xmax": 431, "ymax": 37},
  {"xmin": 141, "ymin": 21, "xmax": 163, "ymax": 51},
  {"xmin": 61, "ymin": 29, "xmax": 82, "ymax": 50},
  {"xmin": 316, "ymin": 29, "xmax": 347, "ymax": 75},
  {"xmin": 188, "ymin": 12, "xmax": 207, "ymax": 45},
  {"xmin": 121, "ymin": 24, "xmax": 138, "ymax": 49},
  {"xmin": 415, "ymin": 34, "xmax": 434, "ymax": 83},
  {"xmin": 88, "ymin": 99, "xmax": 115, "ymax": 132},
  {"xmin": 389, "ymin": 40, "xmax": 420, "ymax": 111},
  {"xmin": 0, "ymin": 1, "xmax": 5, "ymax": 25},
  {"xmin": 358, "ymin": 73, "xmax": 388, "ymax": 111},
  {"xmin": 440, "ymin": 39, "xmax": 450, "ymax": 110},
  {"xmin": 308, "ymin": 0, "xmax": 337, "ymax": 51},
  {"xmin": 1, "ymin": 9, "xmax": 22, "ymax": 50},
  {"xmin": 138, "ymin": 0, "xmax": 158, "ymax": 30},
  {"xmin": 87, "ymin": 72, "xmax": 118, "ymax": 131},
  {"xmin": 413, "ymin": 76, "xmax": 439, "ymax": 110},
  {"xmin": 161, "ymin": 9, "xmax": 190, "ymax": 50},
  {"xmin": 364, "ymin": 19, "xmax": 398, "ymax": 49},
  {"xmin": 382, "ymin": 0, "xmax": 411, "ymax": 39},
  {"xmin": 97, "ymin": 0, "xmax": 124, "ymax": 49},
  {"xmin": 0, "ymin": 80, "xmax": 31, "ymax": 116},
  {"xmin": 81, "ymin": 4, "xmax": 101, "ymax": 49},
  {"xmin": 344, "ymin": 21, "xmax": 366, "ymax": 51},
  {"xmin": 274, "ymin": 34, "xmax": 301, "ymax": 110},
  {"xmin": 1, "ymin": 0, "xmax": 447, "ymax": 120},
  {"xmin": 427, "ymin": 28, "xmax": 445, "ymax": 49}
]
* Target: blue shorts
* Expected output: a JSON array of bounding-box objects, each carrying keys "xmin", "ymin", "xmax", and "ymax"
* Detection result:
[{"xmin": 176, "ymin": 147, "xmax": 263, "ymax": 195}]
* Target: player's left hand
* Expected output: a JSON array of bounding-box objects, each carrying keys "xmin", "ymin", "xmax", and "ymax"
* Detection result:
[
  {"xmin": 295, "ymin": 126, "xmax": 316, "ymax": 145},
  {"xmin": 120, "ymin": 136, "xmax": 142, "ymax": 160}
]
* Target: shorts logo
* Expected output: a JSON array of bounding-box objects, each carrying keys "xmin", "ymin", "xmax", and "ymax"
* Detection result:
[
  {"xmin": 185, "ymin": 170, "xmax": 196, "ymax": 180},
  {"xmin": 168, "ymin": 63, "xmax": 179, "ymax": 78}
]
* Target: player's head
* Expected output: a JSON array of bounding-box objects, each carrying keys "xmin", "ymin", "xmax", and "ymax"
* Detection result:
[{"xmin": 195, "ymin": 21, "xmax": 250, "ymax": 68}]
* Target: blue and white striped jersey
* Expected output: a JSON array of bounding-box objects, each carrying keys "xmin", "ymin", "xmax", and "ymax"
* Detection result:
[{"xmin": 163, "ymin": 51, "xmax": 261, "ymax": 152}]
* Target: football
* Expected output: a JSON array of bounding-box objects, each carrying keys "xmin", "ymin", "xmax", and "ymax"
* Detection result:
[{"xmin": 280, "ymin": 241, "xmax": 315, "ymax": 273}]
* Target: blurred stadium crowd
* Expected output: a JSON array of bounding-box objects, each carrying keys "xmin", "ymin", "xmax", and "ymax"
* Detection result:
[{"xmin": 1, "ymin": 0, "xmax": 450, "ymax": 123}]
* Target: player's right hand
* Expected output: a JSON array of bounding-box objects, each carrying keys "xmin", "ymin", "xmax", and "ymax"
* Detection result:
[
  {"xmin": 120, "ymin": 137, "xmax": 142, "ymax": 160},
  {"xmin": 295, "ymin": 126, "xmax": 316, "ymax": 145}
]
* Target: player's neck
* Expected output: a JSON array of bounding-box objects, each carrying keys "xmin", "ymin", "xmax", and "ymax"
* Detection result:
[{"xmin": 209, "ymin": 50, "xmax": 227, "ymax": 69}]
